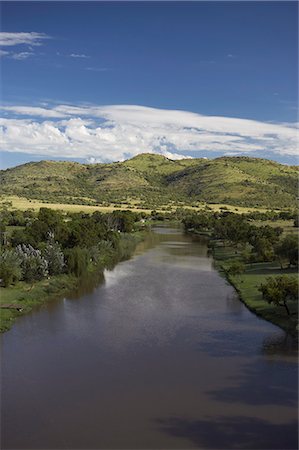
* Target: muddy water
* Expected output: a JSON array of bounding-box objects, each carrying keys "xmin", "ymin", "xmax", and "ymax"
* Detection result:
[{"xmin": 1, "ymin": 226, "xmax": 298, "ymax": 449}]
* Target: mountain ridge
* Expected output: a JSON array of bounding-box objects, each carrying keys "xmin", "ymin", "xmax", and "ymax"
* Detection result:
[{"xmin": 1, "ymin": 154, "xmax": 298, "ymax": 209}]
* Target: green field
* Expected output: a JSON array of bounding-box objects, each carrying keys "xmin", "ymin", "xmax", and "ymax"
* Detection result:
[
  {"xmin": 213, "ymin": 245, "xmax": 298, "ymax": 335},
  {"xmin": 0, "ymin": 194, "xmax": 286, "ymax": 216}
]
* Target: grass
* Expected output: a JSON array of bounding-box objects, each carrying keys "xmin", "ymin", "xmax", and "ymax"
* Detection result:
[
  {"xmin": 213, "ymin": 244, "xmax": 298, "ymax": 335},
  {"xmin": 253, "ymin": 219, "xmax": 298, "ymax": 237},
  {"xmin": 0, "ymin": 195, "xmax": 283, "ymax": 215},
  {"xmin": 0, "ymin": 274, "xmax": 79, "ymax": 332},
  {"xmin": 0, "ymin": 195, "xmax": 153, "ymax": 214}
]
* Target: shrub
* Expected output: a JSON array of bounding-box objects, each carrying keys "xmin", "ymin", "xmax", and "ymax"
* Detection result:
[
  {"xmin": 0, "ymin": 249, "xmax": 22, "ymax": 287},
  {"xmin": 226, "ymin": 260, "xmax": 245, "ymax": 277},
  {"xmin": 65, "ymin": 247, "xmax": 90, "ymax": 277},
  {"xmin": 258, "ymin": 276, "xmax": 298, "ymax": 315},
  {"xmin": 16, "ymin": 244, "xmax": 48, "ymax": 282},
  {"xmin": 43, "ymin": 236, "xmax": 65, "ymax": 275}
]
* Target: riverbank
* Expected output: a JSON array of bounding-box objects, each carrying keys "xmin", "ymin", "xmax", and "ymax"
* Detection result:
[
  {"xmin": 212, "ymin": 242, "xmax": 298, "ymax": 336},
  {"xmin": 0, "ymin": 231, "xmax": 145, "ymax": 333}
]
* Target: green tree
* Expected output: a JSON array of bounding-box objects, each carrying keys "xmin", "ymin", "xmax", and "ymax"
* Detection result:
[
  {"xmin": 258, "ymin": 276, "xmax": 298, "ymax": 316},
  {"xmin": 43, "ymin": 235, "xmax": 65, "ymax": 275},
  {"xmin": 252, "ymin": 237, "xmax": 274, "ymax": 262},
  {"xmin": 0, "ymin": 249, "xmax": 22, "ymax": 287},
  {"xmin": 65, "ymin": 247, "xmax": 90, "ymax": 277},
  {"xmin": 16, "ymin": 244, "xmax": 49, "ymax": 282},
  {"xmin": 275, "ymin": 235, "xmax": 298, "ymax": 268},
  {"xmin": 227, "ymin": 260, "xmax": 245, "ymax": 277}
]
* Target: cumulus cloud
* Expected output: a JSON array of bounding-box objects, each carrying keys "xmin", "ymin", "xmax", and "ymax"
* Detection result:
[
  {"xmin": 0, "ymin": 104, "xmax": 298, "ymax": 162},
  {"xmin": 0, "ymin": 32, "xmax": 49, "ymax": 47}
]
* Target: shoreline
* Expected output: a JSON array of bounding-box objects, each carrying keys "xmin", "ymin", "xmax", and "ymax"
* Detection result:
[
  {"xmin": 0, "ymin": 231, "xmax": 145, "ymax": 333},
  {"xmin": 185, "ymin": 229, "xmax": 298, "ymax": 336},
  {"xmin": 211, "ymin": 240, "xmax": 298, "ymax": 337}
]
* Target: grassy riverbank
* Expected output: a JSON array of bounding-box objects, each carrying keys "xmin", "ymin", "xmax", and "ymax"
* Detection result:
[
  {"xmin": 0, "ymin": 274, "xmax": 79, "ymax": 332},
  {"xmin": 0, "ymin": 231, "xmax": 144, "ymax": 333},
  {"xmin": 213, "ymin": 243, "xmax": 298, "ymax": 335}
]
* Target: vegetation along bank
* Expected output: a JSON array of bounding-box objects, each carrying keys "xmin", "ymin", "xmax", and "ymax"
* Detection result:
[
  {"xmin": 183, "ymin": 209, "xmax": 298, "ymax": 335},
  {"xmin": 0, "ymin": 207, "xmax": 146, "ymax": 332}
]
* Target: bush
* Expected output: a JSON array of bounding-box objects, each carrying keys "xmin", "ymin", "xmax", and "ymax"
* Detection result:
[
  {"xmin": 275, "ymin": 235, "xmax": 298, "ymax": 268},
  {"xmin": 43, "ymin": 237, "xmax": 65, "ymax": 275},
  {"xmin": 258, "ymin": 276, "xmax": 298, "ymax": 315},
  {"xmin": 0, "ymin": 249, "xmax": 22, "ymax": 287},
  {"xmin": 226, "ymin": 260, "xmax": 245, "ymax": 276},
  {"xmin": 16, "ymin": 244, "xmax": 49, "ymax": 282},
  {"xmin": 65, "ymin": 247, "xmax": 90, "ymax": 277}
]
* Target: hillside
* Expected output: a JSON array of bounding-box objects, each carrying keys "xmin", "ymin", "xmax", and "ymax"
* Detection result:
[{"xmin": 1, "ymin": 154, "xmax": 298, "ymax": 209}]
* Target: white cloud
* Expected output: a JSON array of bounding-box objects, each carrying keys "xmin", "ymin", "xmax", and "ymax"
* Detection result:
[
  {"xmin": 85, "ymin": 67, "xmax": 109, "ymax": 72},
  {"xmin": 10, "ymin": 51, "xmax": 35, "ymax": 60},
  {"xmin": 0, "ymin": 32, "xmax": 49, "ymax": 47},
  {"xmin": 69, "ymin": 53, "xmax": 89, "ymax": 58},
  {"xmin": 0, "ymin": 104, "xmax": 298, "ymax": 162},
  {"xmin": 0, "ymin": 49, "xmax": 9, "ymax": 57},
  {"xmin": 1, "ymin": 105, "xmax": 68, "ymax": 118}
]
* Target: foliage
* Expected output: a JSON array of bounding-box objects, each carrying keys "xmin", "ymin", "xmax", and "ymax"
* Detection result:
[
  {"xmin": 275, "ymin": 235, "xmax": 298, "ymax": 268},
  {"xmin": 258, "ymin": 276, "xmax": 298, "ymax": 315},
  {"xmin": 0, "ymin": 249, "xmax": 23, "ymax": 287},
  {"xmin": 16, "ymin": 244, "xmax": 49, "ymax": 282},
  {"xmin": 183, "ymin": 212, "xmax": 213, "ymax": 232},
  {"xmin": 43, "ymin": 235, "xmax": 65, "ymax": 275},
  {"xmin": 64, "ymin": 247, "xmax": 90, "ymax": 277},
  {"xmin": 226, "ymin": 260, "xmax": 245, "ymax": 276},
  {"xmin": 89, "ymin": 240, "xmax": 114, "ymax": 267}
]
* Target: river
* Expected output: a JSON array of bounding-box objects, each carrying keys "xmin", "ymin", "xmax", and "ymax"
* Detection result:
[{"xmin": 1, "ymin": 226, "xmax": 298, "ymax": 449}]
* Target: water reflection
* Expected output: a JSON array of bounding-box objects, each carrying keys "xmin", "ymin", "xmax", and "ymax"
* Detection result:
[
  {"xmin": 1, "ymin": 226, "xmax": 297, "ymax": 450},
  {"xmin": 262, "ymin": 333, "xmax": 298, "ymax": 359},
  {"xmin": 155, "ymin": 415, "xmax": 298, "ymax": 449}
]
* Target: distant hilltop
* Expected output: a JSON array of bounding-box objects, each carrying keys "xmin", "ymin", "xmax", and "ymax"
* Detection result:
[{"xmin": 1, "ymin": 154, "xmax": 298, "ymax": 210}]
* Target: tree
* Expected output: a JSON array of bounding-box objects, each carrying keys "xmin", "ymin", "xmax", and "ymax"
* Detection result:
[
  {"xmin": 275, "ymin": 235, "xmax": 298, "ymax": 268},
  {"xmin": 0, "ymin": 249, "xmax": 22, "ymax": 287},
  {"xmin": 251, "ymin": 237, "xmax": 274, "ymax": 262},
  {"xmin": 258, "ymin": 276, "xmax": 298, "ymax": 315},
  {"xmin": 227, "ymin": 260, "xmax": 245, "ymax": 277},
  {"xmin": 65, "ymin": 247, "xmax": 90, "ymax": 277},
  {"xmin": 43, "ymin": 235, "xmax": 65, "ymax": 275},
  {"xmin": 109, "ymin": 211, "xmax": 137, "ymax": 233},
  {"xmin": 16, "ymin": 244, "xmax": 48, "ymax": 282},
  {"xmin": 213, "ymin": 214, "xmax": 251, "ymax": 244}
]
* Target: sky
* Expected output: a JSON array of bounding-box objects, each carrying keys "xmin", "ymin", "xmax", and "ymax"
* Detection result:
[{"xmin": 0, "ymin": 1, "xmax": 298, "ymax": 168}]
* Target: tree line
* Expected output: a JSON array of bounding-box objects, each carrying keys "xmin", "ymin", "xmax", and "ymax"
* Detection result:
[
  {"xmin": 0, "ymin": 208, "xmax": 144, "ymax": 287},
  {"xmin": 183, "ymin": 211, "xmax": 298, "ymax": 315}
]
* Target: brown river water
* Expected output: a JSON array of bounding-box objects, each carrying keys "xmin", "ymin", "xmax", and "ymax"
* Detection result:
[{"xmin": 1, "ymin": 226, "xmax": 298, "ymax": 449}]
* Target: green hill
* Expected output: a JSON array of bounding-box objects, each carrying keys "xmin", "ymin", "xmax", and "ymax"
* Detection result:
[{"xmin": 1, "ymin": 154, "xmax": 298, "ymax": 209}]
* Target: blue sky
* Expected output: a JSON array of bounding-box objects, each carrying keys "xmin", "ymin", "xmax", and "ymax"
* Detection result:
[{"xmin": 0, "ymin": 1, "xmax": 298, "ymax": 168}]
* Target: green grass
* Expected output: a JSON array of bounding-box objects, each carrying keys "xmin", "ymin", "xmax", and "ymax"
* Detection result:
[
  {"xmin": 213, "ymin": 244, "xmax": 298, "ymax": 335},
  {"xmin": 0, "ymin": 195, "xmax": 280, "ymax": 216},
  {"xmin": 0, "ymin": 275, "xmax": 79, "ymax": 332},
  {"xmin": 253, "ymin": 219, "xmax": 298, "ymax": 237}
]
